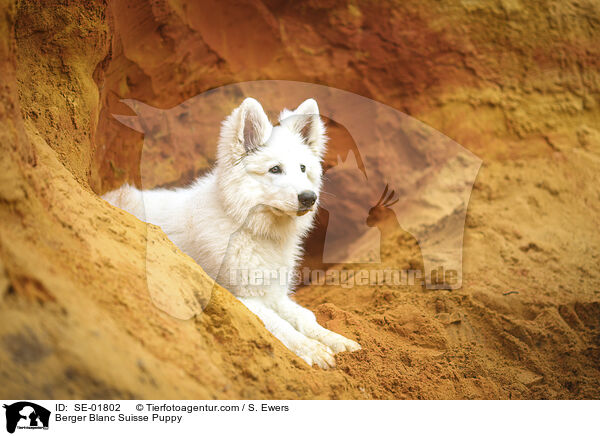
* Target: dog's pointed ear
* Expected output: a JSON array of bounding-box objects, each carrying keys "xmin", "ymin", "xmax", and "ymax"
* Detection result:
[
  {"xmin": 239, "ymin": 98, "xmax": 271, "ymax": 153},
  {"xmin": 222, "ymin": 98, "xmax": 272, "ymax": 157},
  {"xmin": 280, "ymin": 98, "xmax": 327, "ymax": 159}
]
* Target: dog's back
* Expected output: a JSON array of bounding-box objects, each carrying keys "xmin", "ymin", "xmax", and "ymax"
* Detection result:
[{"xmin": 102, "ymin": 184, "xmax": 146, "ymax": 221}]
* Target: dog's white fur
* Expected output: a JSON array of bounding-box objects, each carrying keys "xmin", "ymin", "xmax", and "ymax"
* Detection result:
[{"xmin": 103, "ymin": 98, "xmax": 360, "ymax": 368}]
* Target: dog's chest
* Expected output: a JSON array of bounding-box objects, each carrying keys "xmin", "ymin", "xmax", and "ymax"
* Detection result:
[{"xmin": 235, "ymin": 229, "xmax": 298, "ymax": 268}]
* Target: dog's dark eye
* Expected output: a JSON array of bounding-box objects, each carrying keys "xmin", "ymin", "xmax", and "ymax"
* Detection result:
[
  {"xmin": 300, "ymin": 164, "xmax": 306, "ymax": 173},
  {"xmin": 269, "ymin": 165, "xmax": 282, "ymax": 174}
]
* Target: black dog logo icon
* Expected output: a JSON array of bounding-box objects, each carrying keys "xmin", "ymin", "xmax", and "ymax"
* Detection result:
[{"xmin": 3, "ymin": 402, "xmax": 50, "ymax": 433}]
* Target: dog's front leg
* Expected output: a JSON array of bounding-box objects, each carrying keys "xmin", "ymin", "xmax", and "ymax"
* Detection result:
[
  {"xmin": 238, "ymin": 296, "xmax": 336, "ymax": 369},
  {"xmin": 269, "ymin": 296, "xmax": 361, "ymax": 354}
]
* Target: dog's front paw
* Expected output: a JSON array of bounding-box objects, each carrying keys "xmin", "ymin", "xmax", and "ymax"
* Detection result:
[
  {"xmin": 293, "ymin": 338, "xmax": 336, "ymax": 369},
  {"xmin": 321, "ymin": 332, "xmax": 361, "ymax": 354}
]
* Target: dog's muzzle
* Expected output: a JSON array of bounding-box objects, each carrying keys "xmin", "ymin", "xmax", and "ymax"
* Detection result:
[{"xmin": 297, "ymin": 190, "xmax": 317, "ymax": 216}]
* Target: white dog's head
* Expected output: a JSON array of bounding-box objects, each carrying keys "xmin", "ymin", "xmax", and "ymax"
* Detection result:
[{"xmin": 216, "ymin": 98, "xmax": 327, "ymax": 235}]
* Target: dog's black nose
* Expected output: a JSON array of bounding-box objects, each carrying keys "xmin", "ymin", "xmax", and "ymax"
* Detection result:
[{"xmin": 298, "ymin": 190, "xmax": 317, "ymax": 208}]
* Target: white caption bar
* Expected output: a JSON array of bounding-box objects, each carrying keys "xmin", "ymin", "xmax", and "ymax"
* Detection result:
[{"xmin": 1, "ymin": 400, "xmax": 597, "ymax": 435}]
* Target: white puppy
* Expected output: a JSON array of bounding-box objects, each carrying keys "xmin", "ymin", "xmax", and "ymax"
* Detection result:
[{"xmin": 103, "ymin": 98, "xmax": 360, "ymax": 368}]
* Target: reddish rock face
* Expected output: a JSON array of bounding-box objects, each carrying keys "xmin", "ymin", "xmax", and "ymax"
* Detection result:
[{"xmin": 92, "ymin": 0, "xmax": 600, "ymax": 194}]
